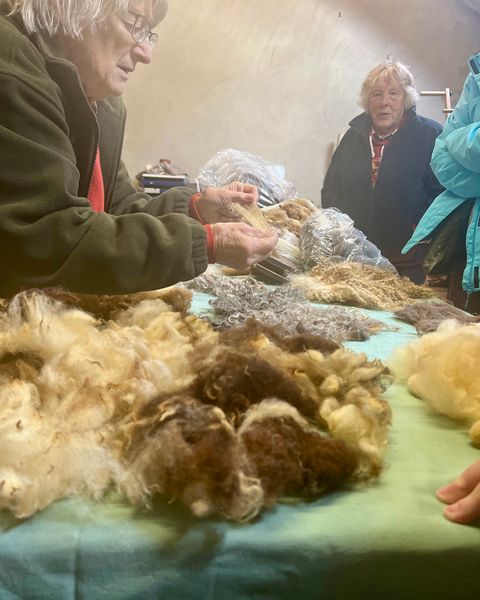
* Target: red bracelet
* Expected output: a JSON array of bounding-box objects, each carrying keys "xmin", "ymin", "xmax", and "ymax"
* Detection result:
[
  {"xmin": 204, "ymin": 224, "xmax": 216, "ymax": 263},
  {"xmin": 189, "ymin": 192, "xmax": 207, "ymax": 225}
]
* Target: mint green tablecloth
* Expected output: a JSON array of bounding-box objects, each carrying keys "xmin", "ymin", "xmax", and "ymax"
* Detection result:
[{"xmin": 0, "ymin": 294, "xmax": 478, "ymax": 599}]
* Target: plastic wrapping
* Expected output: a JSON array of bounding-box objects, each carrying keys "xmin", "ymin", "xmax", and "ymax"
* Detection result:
[
  {"xmin": 299, "ymin": 208, "xmax": 396, "ymax": 272},
  {"xmin": 196, "ymin": 149, "xmax": 297, "ymax": 208}
]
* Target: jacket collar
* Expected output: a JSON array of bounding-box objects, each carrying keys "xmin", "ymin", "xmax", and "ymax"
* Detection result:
[
  {"xmin": 31, "ymin": 30, "xmax": 120, "ymax": 119},
  {"xmin": 468, "ymin": 52, "xmax": 480, "ymax": 76},
  {"xmin": 32, "ymin": 30, "xmax": 72, "ymax": 67}
]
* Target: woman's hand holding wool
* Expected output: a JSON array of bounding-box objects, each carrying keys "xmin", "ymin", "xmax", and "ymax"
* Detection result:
[
  {"xmin": 211, "ymin": 222, "xmax": 278, "ymax": 270},
  {"xmin": 193, "ymin": 182, "xmax": 258, "ymax": 224}
]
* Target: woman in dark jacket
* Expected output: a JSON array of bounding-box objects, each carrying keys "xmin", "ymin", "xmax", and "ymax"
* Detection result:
[
  {"xmin": 322, "ymin": 59, "xmax": 443, "ymax": 283},
  {"xmin": 0, "ymin": 0, "xmax": 277, "ymax": 296}
]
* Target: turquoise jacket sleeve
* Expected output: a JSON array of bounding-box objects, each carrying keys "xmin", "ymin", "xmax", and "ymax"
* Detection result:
[{"xmin": 430, "ymin": 73, "xmax": 480, "ymax": 197}]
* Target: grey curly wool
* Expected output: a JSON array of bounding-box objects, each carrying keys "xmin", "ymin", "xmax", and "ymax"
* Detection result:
[
  {"xmin": 394, "ymin": 300, "xmax": 480, "ymax": 334},
  {"xmin": 0, "ymin": 288, "xmax": 392, "ymax": 521},
  {"xmin": 188, "ymin": 273, "xmax": 389, "ymax": 341}
]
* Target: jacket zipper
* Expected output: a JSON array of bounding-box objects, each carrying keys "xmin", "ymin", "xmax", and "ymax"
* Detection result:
[{"xmin": 85, "ymin": 109, "xmax": 100, "ymax": 199}]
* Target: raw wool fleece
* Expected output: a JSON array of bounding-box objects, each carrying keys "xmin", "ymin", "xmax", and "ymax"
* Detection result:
[
  {"xmin": 0, "ymin": 289, "xmax": 392, "ymax": 521},
  {"xmin": 196, "ymin": 319, "xmax": 393, "ymax": 478},
  {"xmin": 393, "ymin": 300, "xmax": 480, "ymax": 334},
  {"xmin": 26, "ymin": 286, "xmax": 194, "ymax": 320},
  {"xmin": 0, "ymin": 290, "xmax": 214, "ymax": 519},
  {"xmin": 290, "ymin": 259, "xmax": 434, "ymax": 311},
  {"xmin": 188, "ymin": 273, "xmax": 389, "ymax": 341},
  {"xmin": 389, "ymin": 320, "xmax": 480, "ymax": 445}
]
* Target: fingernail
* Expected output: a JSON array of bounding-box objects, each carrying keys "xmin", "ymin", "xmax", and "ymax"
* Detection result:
[
  {"xmin": 436, "ymin": 484, "xmax": 452, "ymax": 496},
  {"xmin": 445, "ymin": 504, "xmax": 458, "ymax": 514}
]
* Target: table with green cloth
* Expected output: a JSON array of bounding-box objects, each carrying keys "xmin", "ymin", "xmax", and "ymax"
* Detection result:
[{"xmin": 0, "ymin": 292, "xmax": 479, "ymax": 600}]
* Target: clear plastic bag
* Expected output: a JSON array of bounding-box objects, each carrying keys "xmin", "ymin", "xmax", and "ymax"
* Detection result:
[
  {"xmin": 300, "ymin": 208, "xmax": 396, "ymax": 272},
  {"xmin": 196, "ymin": 149, "xmax": 297, "ymax": 208}
]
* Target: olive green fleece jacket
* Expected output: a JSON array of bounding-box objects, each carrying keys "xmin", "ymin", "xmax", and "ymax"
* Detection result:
[{"xmin": 0, "ymin": 11, "xmax": 208, "ymax": 296}]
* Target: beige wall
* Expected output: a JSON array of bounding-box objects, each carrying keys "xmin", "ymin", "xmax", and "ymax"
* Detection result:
[{"xmin": 123, "ymin": 0, "xmax": 480, "ymax": 205}]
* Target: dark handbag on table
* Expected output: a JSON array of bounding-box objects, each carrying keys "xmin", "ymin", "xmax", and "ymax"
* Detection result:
[{"xmin": 423, "ymin": 199, "xmax": 475, "ymax": 276}]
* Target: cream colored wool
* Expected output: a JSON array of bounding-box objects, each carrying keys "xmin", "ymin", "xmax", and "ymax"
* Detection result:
[
  {"xmin": 290, "ymin": 259, "xmax": 434, "ymax": 311},
  {"xmin": 389, "ymin": 320, "xmax": 480, "ymax": 445},
  {"xmin": 0, "ymin": 292, "xmax": 203, "ymax": 517},
  {"xmin": 26, "ymin": 286, "xmax": 193, "ymax": 320},
  {"xmin": 274, "ymin": 347, "xmax": 391, "ymax": 478}
]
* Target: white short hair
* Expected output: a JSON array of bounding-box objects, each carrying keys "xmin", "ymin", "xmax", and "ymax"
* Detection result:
[
  {"xmin": 4, "ymin": 0, "xmax": 168, "ymax": 37},
  {"xmin": 359, "ymin": 60, "xmax": 419, "ymax": 112}
]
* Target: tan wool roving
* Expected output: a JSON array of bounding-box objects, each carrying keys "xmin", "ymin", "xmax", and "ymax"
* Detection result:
[{"xmin": 291, "ymin": 259, "xmax": 434, "ymax": 311}]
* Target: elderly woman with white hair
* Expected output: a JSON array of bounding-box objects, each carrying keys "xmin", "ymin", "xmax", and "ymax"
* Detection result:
[
  {"xmin": 0, "ymin": 0, "xmax": 278, "ymax": 296},
  {"xmin": 322, "ymin": 60, "xmax": 443, "ymax": 283}
]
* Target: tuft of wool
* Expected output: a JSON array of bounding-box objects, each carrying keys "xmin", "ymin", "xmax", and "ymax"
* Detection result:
[
  {"xmin": 219, "ymin": 318, "xmax": 341, "ymax": 355},
  {"xmin": 393, "ymin": 300, "xmax": 480, "ymax": 334},
  {"xmin": 191, "ymin": 348, "xmax": 318, "ymax": 424},
  {"xmin": 297, "ymin": 348, "xmax": 391, "ymax": 478},
  {"xmin": 187, "ymin": 271, "xmax": 265, "ymax": 299},
  {"xmin": 121, "ymin": 394, "xmax": 264, "ymax": 521},
  {"xmin": 290, "ymin": 259, "xmax": 434, "ymax": 311},
  {"xmin": 389, "ymin": 320, "xmax": 480, "ymax": 445},
  {"xmin": 27, "ymin": 286, "xmax": 193, "ymax": 321},
  {"xmin": 238, "ymin": 399, "xmax": 358, "ymax": 503},
  {"xmin": 187, "ymin": 273, "xmax": 389, "ymax": 342},
  {"xmin": 263, "ymin": 198, "xmax": 317, "ymax": 236}
]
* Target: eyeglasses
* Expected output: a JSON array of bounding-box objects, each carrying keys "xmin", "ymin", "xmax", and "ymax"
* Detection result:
[{"xmin": 126, "ymin": 14, "xmax": 159, "ymax": 48}]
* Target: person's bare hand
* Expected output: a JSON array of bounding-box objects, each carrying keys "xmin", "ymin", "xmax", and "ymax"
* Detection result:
[
  {"xmin": 195, "ymin": 182, "xmax": 258, "ymax": 224},
  {"xmin": 436, "ymin": 459, "xmax": 480, "ymax": 524},
  {"xmin": 211, "ymin": 222, "xmax": 278, "ymax": 269}
]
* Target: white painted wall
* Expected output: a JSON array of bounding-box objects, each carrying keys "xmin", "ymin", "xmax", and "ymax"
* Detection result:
[{"xmin": 123, "ymin": 0, "xmax": 480, "ymax": 205}]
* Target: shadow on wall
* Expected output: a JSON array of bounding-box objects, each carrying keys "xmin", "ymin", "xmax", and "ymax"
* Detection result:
[{"xmin": 333, "ymin": 0, "xmax": 478, "ymax": 88}]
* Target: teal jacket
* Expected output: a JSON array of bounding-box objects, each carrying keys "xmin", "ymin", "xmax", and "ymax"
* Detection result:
[
  {"xmin": 0, "ymin": 11, "xmax": 208, "ymax": 296},
  {"xmin": 403, "ymin": 53, "xmax": 480, "ymax": 293}
]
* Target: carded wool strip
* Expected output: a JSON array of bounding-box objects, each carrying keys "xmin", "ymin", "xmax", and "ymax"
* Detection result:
[{"xmin": 290, "ymin": 259, "xmax": 434, "ymax": 311}]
